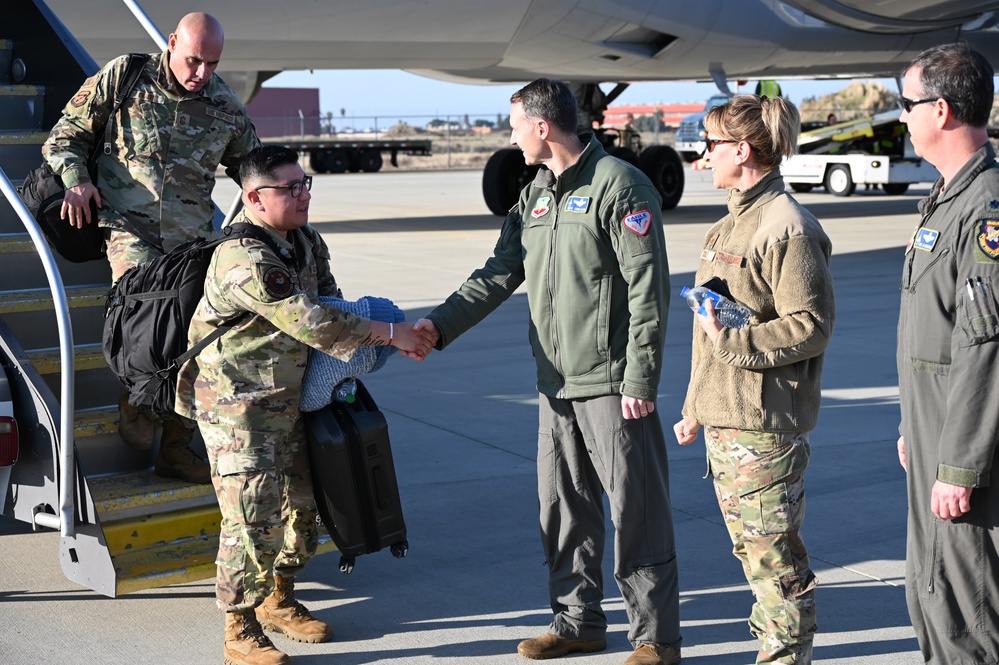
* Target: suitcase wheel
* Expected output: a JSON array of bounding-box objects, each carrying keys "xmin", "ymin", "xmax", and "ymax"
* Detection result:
[
  {"xmin": 391, "ymin": 540, "xmax": 409, "ymax": 559},
  {"xmin": 339, "ymin": 555, "xmax": 356, "ymax": 575}
]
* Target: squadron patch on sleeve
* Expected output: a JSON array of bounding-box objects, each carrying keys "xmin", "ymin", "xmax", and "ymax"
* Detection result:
[
  {"xmin": 70, "ymin": 90, "xmax": 91, "ymax": 108},
  {"xmin": 622, "ymin": 210, "xmax": 652, "ymax": 236},
  {"xmin": 977, "ymin": 220, "xmax": 999, "ymax": 260},
  {"xmin": 262, "ymin": 266, "xmax": 294, "ymax": 299}
]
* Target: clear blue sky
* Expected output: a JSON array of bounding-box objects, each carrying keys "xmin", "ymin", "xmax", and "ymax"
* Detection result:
[{"xmin": 263, "ymin": 69, "xmax": 899, "ymax": 122}]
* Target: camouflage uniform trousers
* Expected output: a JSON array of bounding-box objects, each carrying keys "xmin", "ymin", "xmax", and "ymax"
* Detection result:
[
  {"xmin": 105, "ymin": 226, "xmax": 218, "ymax": 282},
  {"xmin": 105, "ymin": 228, "xmax": 163, "ymax": 283},
  {"xmin": 200, "ymin": 417, "xmax": 319, "ymax": 612},
  {"xmin": 704, "ymin": 426, "xmax": 817, "ymax": 664}
]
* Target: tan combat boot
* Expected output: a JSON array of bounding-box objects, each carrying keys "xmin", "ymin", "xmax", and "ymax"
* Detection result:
[
  {"xmin": 623, "ymin": 643, "xmax": 681, "ymax": 665},
  {"xmin": 117, "ymin": 389, "xmax": 154, "ymax": 449},
  {"xmin": 255, "ymin": 576, "xmax": 333, "ymax": 643},
  {"xmin": 154, "ymin": 419, "xmax": 211, "ymax": 484},
  {"xmin": 224, "ymin": 611, "xmax": 290, "ymax": 665}
]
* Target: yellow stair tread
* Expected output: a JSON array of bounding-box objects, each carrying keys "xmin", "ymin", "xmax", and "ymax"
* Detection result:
[
  {"xmin": 113, "ymin": 534, "xmax": 220, "ymax": 595},
  {"xmin": 0, "ymin": 233, "xmax": 34, "ymax": 254},
  {"xmin": 0, "ymin": 285, "xmax": 107, "ymax": 313},
  {"xmin": 113, "ymin": 535, "xmax": 338, "ymax": 595},
  {"xmin": 28, "ymin": 343, "xmax": 107, "ymax": 374},
  {"xmin": 88, "ymin": 470, "xmax": 216, "ymax": 515},
  {"xmin": 0, "ymin": 130, "xmax": 49, "ymax": 144},
  {"xmin": 73, "ymin": 406, "xmax": 119, "ymax": 438},
  {"xmin": 103, "ymin": 504, "xmax": 222, "ymax": 554}
]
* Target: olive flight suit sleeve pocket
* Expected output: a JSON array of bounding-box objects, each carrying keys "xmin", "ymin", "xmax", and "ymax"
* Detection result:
[{"xmin": 958, "ymin": 275, "xmax": 999, "ymax": 347}]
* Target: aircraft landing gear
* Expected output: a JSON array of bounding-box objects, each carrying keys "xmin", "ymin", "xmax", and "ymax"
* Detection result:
[{"xmin": 482, "ymin": 148, "xmax": 540, "ymax": 216}]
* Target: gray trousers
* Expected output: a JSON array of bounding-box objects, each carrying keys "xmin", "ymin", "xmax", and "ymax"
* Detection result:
[{"xmin": 537, "ymin": 394, "xmax": 682, "ymax": 648}]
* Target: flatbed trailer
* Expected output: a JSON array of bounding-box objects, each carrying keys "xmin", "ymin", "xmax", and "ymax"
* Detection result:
[{"xmin": 264, "ymin": 137, "xmax": 433, "ymax": 174}]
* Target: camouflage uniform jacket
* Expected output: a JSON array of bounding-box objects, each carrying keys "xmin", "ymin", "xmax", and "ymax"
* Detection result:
[
  {"xmin": 42, "ymin": 51, "xmax": 259, "ymax": 251},
  {"xmin": 682, "ymin": 170, "xmax": 835, "ymax": 433},
  {"xmin": 174, "ymin": 209, "xmax": 371, "ymax": 432}
]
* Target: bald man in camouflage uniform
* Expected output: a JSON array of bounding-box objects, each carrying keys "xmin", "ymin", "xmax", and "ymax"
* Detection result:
[
  {"xmin": 42, "ymin": 12, "xmax": 259, "ymax": 483},
  {"xmin": 175, "ymin": 146, "xmax": 433, "ymax": 665}
]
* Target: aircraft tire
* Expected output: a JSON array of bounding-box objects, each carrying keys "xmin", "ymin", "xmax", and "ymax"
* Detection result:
[
  {"xmin": 639, "ymin": 145, "xmax": 684, "ymax": 210},
  {"xmin": 882, "ymin": 183, "xmax": 909, "ymax": 195},
  {"xmin": 483, "ymin": 148, "xmax": 537, "ymax": 216},
  {"xmin": 790, "ymin": 183, "xmax": 814, "ymax": 193},
  {"xmin": 609, "ymin": 146, "xmax": 640, "ymax": 168}
]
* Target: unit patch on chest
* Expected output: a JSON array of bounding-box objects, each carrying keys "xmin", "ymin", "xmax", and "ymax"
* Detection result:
[
  {"xmin": 913, "ymin": 228, "xmax": 940, "ymax": 252},
  {"xmin": 564, "ymin": 196, "xmax": 590, "ymax": 213},
  {"xmin": 531, "ymin": 196, "xmax": 551, "ymax": 219},
  {"xmin": 977, "ymin": 220, "xmax": 999, "ymax": 260}
]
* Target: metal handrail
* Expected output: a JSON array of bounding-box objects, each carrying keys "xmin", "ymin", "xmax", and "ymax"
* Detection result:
[
  {"xmin": 0, "ymin": 172, "xmax": 76, "ymax": 537},
  {"xmin": 122, "ymin": 0, "xmax": 167, "ymax": 51}
]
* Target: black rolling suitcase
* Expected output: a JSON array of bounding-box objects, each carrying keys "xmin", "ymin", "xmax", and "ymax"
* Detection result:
[{"xmin": 304, "ymin": 379, "xmax": 408, "ymax": 574}]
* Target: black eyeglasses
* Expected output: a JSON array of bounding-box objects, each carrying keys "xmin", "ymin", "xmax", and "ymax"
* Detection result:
[
  {"xmin": 255, "ymin": 175, "xmax": 313, "ymax": 198},
  {"xmin": 898, "ymin": 96, "xmax": 938, "ymax": 113},
  {"xmin": 704, "ymin": 137, "xmax": 738, "ymax": 153}
]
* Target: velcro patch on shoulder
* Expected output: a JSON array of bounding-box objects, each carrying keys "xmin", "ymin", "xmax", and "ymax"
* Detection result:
[
  {"xmin": 976, "ymin": 220, "xmax": 999, "ymax": 261},
  {"xmin": 257, "ymin": 263, "xmax": 294, "ymax": 300},
  {"xmin": 70, "ymin": 90, "xmax": 91, "ymax": 108},
  {"xmin": 623, "ymin": 209, "xmax": 652, "ymax": 236}
]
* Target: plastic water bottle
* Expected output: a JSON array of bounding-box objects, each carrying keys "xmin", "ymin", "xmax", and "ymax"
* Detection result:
[
  {"xmin": 680, "ymin": 286, "xmax": 751, "ymax": 329},
  {"xmin": 334, "ymin": 377, "xmax": 357, "ymax": 404}
]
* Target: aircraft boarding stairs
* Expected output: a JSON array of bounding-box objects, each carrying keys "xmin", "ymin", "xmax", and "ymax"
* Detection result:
[{"xmin": 0, "ymin": 0, "xmax": 335, "ymax": 598}]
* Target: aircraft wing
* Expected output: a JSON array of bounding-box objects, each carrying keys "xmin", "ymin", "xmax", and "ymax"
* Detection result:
[{"xmin": 44, "ymin": 0, "xmax": 999, "ymax": 96}]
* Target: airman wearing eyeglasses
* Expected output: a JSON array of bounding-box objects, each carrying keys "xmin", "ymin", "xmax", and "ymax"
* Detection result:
[
  {"xmin": 895, "ymin": 42, "xmax": 999, "ymax": 664},
  {"xmin": 175, "ymin": 145, "xmax": 435, "ymax": 665}
]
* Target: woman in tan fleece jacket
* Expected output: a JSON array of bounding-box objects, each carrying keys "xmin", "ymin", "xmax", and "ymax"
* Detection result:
[{"xmin": 673, "ymin": 95, "xmax": 836, "ymax": 665}]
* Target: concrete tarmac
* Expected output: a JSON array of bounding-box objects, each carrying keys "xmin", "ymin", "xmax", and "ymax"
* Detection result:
[{"xmin": 0, "ymin": 167, "xmax": 926, "ymax": 664}]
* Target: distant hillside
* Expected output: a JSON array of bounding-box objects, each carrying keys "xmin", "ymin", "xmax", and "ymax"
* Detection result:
[
  {"xmin": 799, "ymin": 80, "xmax": 999, "ymax": 128},
  {"xmin": 798, "ymin": 81, "xmax": 898, "ymax": 123}
]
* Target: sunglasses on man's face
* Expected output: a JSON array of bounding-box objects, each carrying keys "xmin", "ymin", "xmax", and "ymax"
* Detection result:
[{"xmin": 898, "ymin": 96, "xmax": 938, "ymax": 113}]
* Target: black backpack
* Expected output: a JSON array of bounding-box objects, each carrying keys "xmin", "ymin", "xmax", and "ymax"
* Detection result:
[
  {"xmin": 102, "ymin": 222, "xmax": 290, "ymax": 415},
  {"xmin": 19, "ymin": 53, "xmax": 150, "ymax": 263}
]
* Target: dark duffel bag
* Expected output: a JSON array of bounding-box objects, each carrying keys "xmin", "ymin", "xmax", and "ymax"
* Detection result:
[{"xmin": 19, "ymin": 162, "xmax": 104, "ymax": 262}]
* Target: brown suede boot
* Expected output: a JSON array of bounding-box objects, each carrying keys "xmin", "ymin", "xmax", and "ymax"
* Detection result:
[
  {"xmin": 154, "ymin": 419, "xmax": 210, "ymax": 484},
  {"xmin": 623, "ymin": 643, "xmax": 681, "ymax": 665},
  {"xmin": 255, "ymin": 576, "xmax": 333, "ymax": 643},
  {"xmin": 224, "ymin": 611, "xmax": 290, "ymax": 665},
  {"xmin": 117, "ymin": 389, "xmax": 154, "ymax": 449}
]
